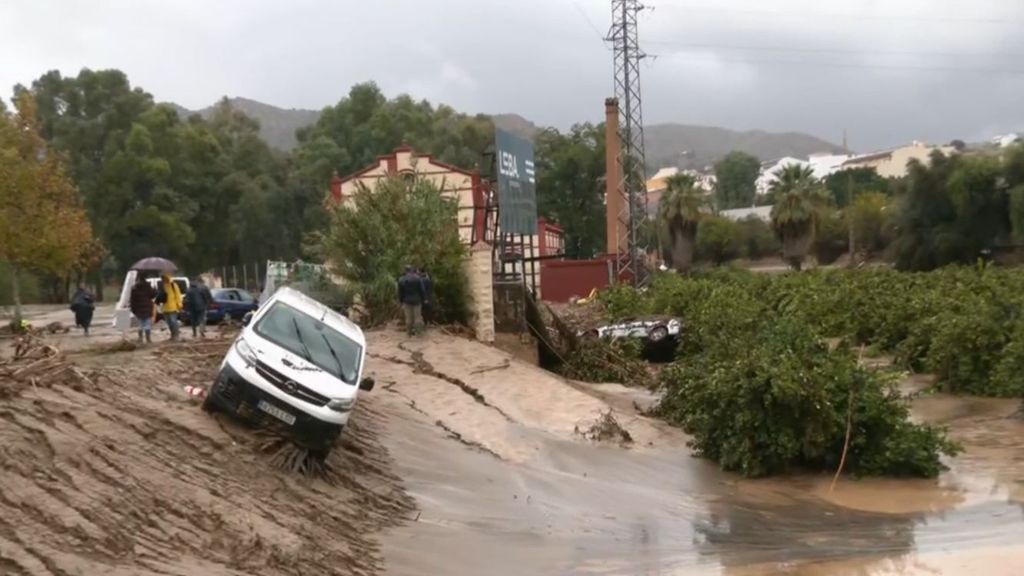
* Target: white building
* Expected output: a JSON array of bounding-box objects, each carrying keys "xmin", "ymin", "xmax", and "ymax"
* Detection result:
[
  {"xmin": 721, "ymin": 205, "xmax": 772, "ymax": 223},
  {"xmin": 755, "ymin": 157, "xmax": 807, "ymax": 197},
  {"xmin": 994, "ymin": 133, "xmax": 1021, "ymax": 148}
]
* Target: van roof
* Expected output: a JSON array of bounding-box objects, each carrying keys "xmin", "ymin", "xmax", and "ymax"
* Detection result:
[{"xmin": 268, "ymin": 286, "xmax": 366, "ymax": 346}]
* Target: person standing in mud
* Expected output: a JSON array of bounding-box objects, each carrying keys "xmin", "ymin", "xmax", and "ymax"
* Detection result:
[
  {"xmin": 397, "ymin": 265, "xmax": 425, "ymax": 336},
  {"xmin": 184, "ymin": 277, "xmax": 213, "ymax": 339},
  {"xmin": 419, "ymin": 266, "xmax": 434, "ymax": 326},
  {"xmin": 155, "ymin": 272, "xmax": 184, "ymax": 342},
  {"xmin": 70, "ymin": 282, "xmax": 95, "ymax": 336},
  {"xmin": 129, "ymin": 275, "xmax": 157, "ymax": 343}
]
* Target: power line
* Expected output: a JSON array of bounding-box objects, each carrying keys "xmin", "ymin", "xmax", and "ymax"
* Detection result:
[
  {"xmin": 567, "ymin": 0, "xmax": 608, "ymax": 43},
  {"xmin": 659, "ymin": 51, "xmax": 1024, "ymax": 75},
  {"xmin": 645, "ymin": 40, "xmax": 1024, "ymax": 59},
  {"xmin": 655, "ymin": 2, "xmax": 1024, "ymax": 25}
]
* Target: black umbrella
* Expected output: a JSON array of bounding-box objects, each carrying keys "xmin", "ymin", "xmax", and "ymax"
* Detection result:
[{"xmin": 130, "ymin": 257, "xmax": 178, "ymax": 272}]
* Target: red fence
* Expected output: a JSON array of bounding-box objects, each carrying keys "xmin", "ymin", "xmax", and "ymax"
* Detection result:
[{"xmin": 540, "ymin": 258, "xmax": 614, "ymax": 302}]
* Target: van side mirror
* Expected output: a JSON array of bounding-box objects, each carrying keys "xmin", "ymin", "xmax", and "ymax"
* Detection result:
[
  {"xmin": 242, "ymin": 312, "xmax": 253, "ymax": 327},
  {"xmin": 359, "ymin": 377, "xmax": 375, "ymax": 392}
]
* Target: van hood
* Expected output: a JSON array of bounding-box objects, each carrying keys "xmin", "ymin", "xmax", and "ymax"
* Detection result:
[{"xmin": 246, "ymin": 334, "xmax": 358, "ymax": 400}]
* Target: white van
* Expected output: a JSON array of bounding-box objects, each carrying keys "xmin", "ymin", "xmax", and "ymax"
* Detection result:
[{"xmin": 203, "ymin": 286, "xmax": 374, "ymax": 457}]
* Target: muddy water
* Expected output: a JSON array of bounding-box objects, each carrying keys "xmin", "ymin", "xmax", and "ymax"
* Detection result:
[{"xmin": 369, "ymin": 332, "xmax": 1024, "ymax": 576}]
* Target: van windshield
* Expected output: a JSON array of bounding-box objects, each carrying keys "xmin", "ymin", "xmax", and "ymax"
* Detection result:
[{"xmin": 253, "ymin": 301, "xmax": 362, "ymax": 384}]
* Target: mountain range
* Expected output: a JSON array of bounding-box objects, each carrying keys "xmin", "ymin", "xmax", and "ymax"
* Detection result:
[{"xmin": 171, "ymin": 98, "xmax": 844, "ymax": 170}]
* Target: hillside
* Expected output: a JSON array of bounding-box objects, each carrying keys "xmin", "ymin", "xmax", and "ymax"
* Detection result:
[
  {"xmin": 644, "ymin": 123, "xmax": 846, "ymax": 170},
  {"xmin": 173, "ymin": 97, "xmax": 320, "ymax": 151},
  {"xmin": 173, "ymin": 99, "xmax": 844, "ymax": 167}
]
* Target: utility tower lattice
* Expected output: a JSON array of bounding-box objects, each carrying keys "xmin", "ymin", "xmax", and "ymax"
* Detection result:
[{"xmin": 607, "ymin": 0, "xmax": 649, "ymax": 286}]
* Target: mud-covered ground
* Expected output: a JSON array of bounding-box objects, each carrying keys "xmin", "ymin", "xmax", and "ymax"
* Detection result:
[
  {"xmin": 3, "ymin": 304, "xmax": 1023, "ymax": 575},
  {"xmin": 0, "ymin": 330, "xmax": 412, "ymax": 575}
]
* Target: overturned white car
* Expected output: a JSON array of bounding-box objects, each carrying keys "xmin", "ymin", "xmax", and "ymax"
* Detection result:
[{"xmin": 580, "ymin": 317, "xmax": 682, "ymax": 344}]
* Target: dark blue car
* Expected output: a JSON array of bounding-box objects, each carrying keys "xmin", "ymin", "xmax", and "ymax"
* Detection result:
[{"xmin": 183, "ymin": 288, "xmax": 259, "ymax": 325}]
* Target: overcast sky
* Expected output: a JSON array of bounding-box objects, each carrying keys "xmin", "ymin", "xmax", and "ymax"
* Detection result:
[{"xmin": 3, "ymin": 0, "xmax": 1024, "ymax": 151}]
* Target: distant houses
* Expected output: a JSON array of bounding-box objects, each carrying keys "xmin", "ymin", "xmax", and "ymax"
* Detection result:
[{"xmin": 645, "ymin": 136, "xmax": 1014, "ymax": 220}]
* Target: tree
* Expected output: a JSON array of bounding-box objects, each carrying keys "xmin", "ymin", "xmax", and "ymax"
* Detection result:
[
  {"xmin": 769, "ymin": 164, "xmax": 829, "ymax": 270},
  {"xmin": 321, "ymin": 175, "xmax": 468, "ymax": 325},
  {"xmin": 535, "ymin": 124, "xmax": 606, "ymax": 259},
  {"xmin": 291, "ymin": 82, "xmax": 494, "ymax": 241},
  {"xmin": 713, "ymin": 151, "xmax": 761, "ymax": 209},
  {"xmin": 696, "ymin": 216, "xmax": 741, "ymax": 265},
  {"xmin": 657, "ymin": 173, "xmax": 706, "ymax": 271},
  {"xmin": 0, "ymin": 93, "xmax": 96, "ymax": 321},
  {"xmin": 736, "ymin": 217, "xmax": 779, "ymax": 260},
  {"xmin": 824, "ymin": 167, "xmax": 890, "ymax": 208},
  {"xmin": 849, "ymin": 191, "xmax": 889, "ymax": 254},
  {"xmin": 891, "ymin": 152, "xmax": 1008, "ymax": 271}
]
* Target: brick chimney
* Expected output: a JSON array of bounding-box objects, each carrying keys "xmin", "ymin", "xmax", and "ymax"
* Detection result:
[{"xmin": 605, "ymin": 98, "xmax": 626, "ymax": 257}]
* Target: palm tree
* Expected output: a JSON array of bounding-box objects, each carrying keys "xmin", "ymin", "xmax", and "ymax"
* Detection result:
[
  {"xmin": 656, "ymin": 173, "xmax": 706, "ymax": 271},
  {"xmin": 769, "ymin": 164, "xmax": 829, "ymax": 270}
]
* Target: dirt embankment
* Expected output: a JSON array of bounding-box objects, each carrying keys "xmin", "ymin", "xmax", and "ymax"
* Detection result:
[{"xmin": 0, "ymin": 334, "xmax": 411, "ymax": 576}]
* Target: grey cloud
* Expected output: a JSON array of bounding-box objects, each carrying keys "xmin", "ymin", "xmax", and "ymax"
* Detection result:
[{"xmin": 2, "ymin": 0, "xmax": 1023, "ymax": 150}]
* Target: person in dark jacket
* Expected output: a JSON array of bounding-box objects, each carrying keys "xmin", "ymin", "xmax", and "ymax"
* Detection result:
[
  {"xmin": 70, "ymin": 283, "xmax": 95, "ymax": 336},
  {"xmin": 129, "ymin": 275, "xmax": 157, "ymax": 344},
  {"xmin": 184, "ymin": 277, "xmax": 214, "ymax": 338},
  {"xmin": 418, "ymin": 267, "xmax": 434, "ymax": 325},
  {"xmin": 397, "ymin": 266, "xmax": 425, "ymax": 336}
]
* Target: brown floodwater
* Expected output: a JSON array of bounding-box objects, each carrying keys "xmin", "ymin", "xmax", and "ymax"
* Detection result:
[{"xmin": 367, "ymin": 333, "xmax": 1024, "ymax": 576}]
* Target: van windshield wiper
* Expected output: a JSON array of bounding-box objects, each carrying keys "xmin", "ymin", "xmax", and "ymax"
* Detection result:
[
  {"xmin": 291, "ymin": 317, "xmax": 314, "ymax": 363},
  {"xmin": 321, "ymin": 333, "xmax": 347, "ymax": 381}
]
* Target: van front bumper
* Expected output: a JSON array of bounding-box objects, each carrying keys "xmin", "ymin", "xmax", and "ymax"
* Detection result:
[{"xmin": 210, "ymin": 362, "xmax": 344, "ymax": 451}]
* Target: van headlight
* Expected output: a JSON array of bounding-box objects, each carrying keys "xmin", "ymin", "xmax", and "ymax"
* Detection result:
[
  {"xmin": 327, "ymin": 398, "xmax": 355, "ymax": 412},
  {"xmin": 235, "ymin": 338, "xmax": 259, "ymax": 365}
]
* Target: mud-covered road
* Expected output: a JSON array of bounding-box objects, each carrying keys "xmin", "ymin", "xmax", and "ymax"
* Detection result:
[
  {"xmin": 1, "ymin": 307, "xmax": 1022, "ymax": 575},
  {"xmin": 0, "ymin": 331, "xmax": 411, "ymax": 575}
]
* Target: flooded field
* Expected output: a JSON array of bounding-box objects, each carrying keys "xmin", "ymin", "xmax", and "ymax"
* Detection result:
[{"xmin": 369, "ymin": 332, "xmax": 1024, "ymax": 576}]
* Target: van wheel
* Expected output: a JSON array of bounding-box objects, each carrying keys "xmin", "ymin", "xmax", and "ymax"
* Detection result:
[{"xmin": 649, "ymin": 326, "xmax": 669, "ymax": 343}]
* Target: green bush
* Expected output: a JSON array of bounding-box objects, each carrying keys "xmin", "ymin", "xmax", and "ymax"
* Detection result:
[
  {"xmin": 321, "ymin": 175, "xmax": 470, "ymax": 326},
  {"xmin": 656, "ymin": 317, "xmax": 959, "ymax": 478},
  {"xmin": 736, "ymin": 217, "xmax": 779, "ymax": 260},
  {"xmin": 696, "ymin": 216, "xmax": 741, "ymax": 265},
  {"xmin": 813, "ymin": 210, "xmax": 848, "ymax": 266}
]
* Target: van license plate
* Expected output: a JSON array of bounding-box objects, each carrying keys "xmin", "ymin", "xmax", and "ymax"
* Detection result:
[{"xmin": 257, "ymin": 400, "xmax": 296, "ymax": 426}]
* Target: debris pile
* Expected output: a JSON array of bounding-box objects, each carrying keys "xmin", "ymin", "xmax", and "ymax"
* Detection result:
[
  {"xmin": 0, "ymin": 334, "xmax": 96, "ymax": 398},
  {"xmin": 575, "ymin": 410, "xmax": 634, "ymax": 444}
]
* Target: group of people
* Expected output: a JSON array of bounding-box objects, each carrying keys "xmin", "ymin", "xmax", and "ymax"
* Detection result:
[
  {"xmin": 128, "ymin": 272, "xmax": 213, "ymax": 343},
  {"xmin": 397, "ymin": 266, "xmax": 433, "ymax": 336}
]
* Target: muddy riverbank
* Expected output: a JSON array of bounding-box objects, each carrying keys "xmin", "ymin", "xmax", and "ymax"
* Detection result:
[{"xmin": 368, "ymin": 331, "xmax": 1024, "ymax": 576}]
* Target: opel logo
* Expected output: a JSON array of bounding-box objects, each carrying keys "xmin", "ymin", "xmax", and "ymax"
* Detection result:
[{"xmin": 282, "ymin": 380, "xmax": 298, "ymax": 394}]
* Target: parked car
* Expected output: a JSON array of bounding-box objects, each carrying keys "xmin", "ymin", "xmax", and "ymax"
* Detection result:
[
  {"xmin": 203, "ymin": 286, "xmax": 375, "ymax": 457},
  {"xmin": 184, "ymin": 288, "xmax": 259, "ymax": 325},
  {"xmin": 580, "ymin": 316, "xmax": 682, "ymax": 344}
]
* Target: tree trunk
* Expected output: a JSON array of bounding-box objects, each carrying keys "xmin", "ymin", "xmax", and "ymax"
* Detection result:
[
  {"xmin": 11, "ymin": 266, "xmax": 22, "ymax": 323},
  {"xmin": 782, "ymin": 229, "xmax": 813, "ymax": 271},
  {"xmin": 671, "ymin": 229, "xmax": 695, "ymax": 272}
]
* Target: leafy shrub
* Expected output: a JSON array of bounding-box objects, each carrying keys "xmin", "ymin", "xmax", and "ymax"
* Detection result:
[
  {"xmin": 813, "ymin": 210, "xmax": 848, "ymax": 266},
  {"xmin": 696, "ymin": 217, "xmax": 741, "ymax": 265},
  {"xmin": 656, "ymin": 316, "xmax": 959, "ymax": 478},
  {"xmin": 736, "ymin": 216, "xmax": 780, "ymax": 260},
  {"xmin": 563, "ymin": 337, "xmax": 653, "ymax": 388},
  {"xmin": 321, "ymin": 175, "xmax": 469, "ymax": 326}
]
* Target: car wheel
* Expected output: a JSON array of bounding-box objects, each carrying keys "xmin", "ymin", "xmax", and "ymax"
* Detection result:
[
  {"xmin": 583, "ymin": 329, "xmax": 600, "ymax": 340},
  {"xmin": 649, "ymin": 325, "xmax": 669, "ymax": 343}
]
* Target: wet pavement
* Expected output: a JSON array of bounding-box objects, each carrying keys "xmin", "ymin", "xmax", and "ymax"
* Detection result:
[{"xmin": 368, "ymin": 331, "xmax": 1024, "ymax": 576}]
